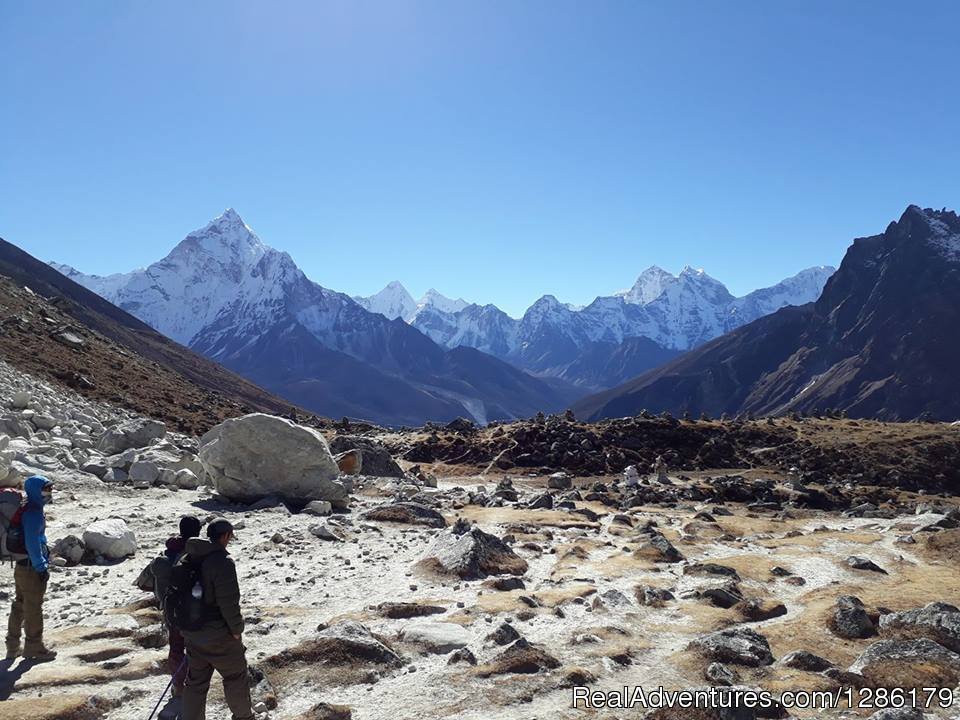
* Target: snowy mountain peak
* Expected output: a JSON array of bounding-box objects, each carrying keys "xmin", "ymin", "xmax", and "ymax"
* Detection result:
[
  {"xmin": 417, "ymin": 289, "xmax": 469, "ymax": 315},
  {"xmin": 354, "ymin": 281, "xmax": 417, "ymax": 321},
  {"xmin": 617, "ymin": 265, "xmax": 676, "ymax": 305},
  {"xmin": 168, "ymin": 208, "xmax": 266, "ymax": 271},
  {"xmin": 678, "ymin": 266, "xmax": 724, "ymax": 288}
]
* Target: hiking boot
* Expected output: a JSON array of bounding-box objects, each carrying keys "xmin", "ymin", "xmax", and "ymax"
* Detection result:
[
  {"xmin": 22, "ymin": 645, "xmax": 57, "ymax": 662},
  {"xmin": 158, "ymin": 695, "xmax": 182, "ymax": 720}
]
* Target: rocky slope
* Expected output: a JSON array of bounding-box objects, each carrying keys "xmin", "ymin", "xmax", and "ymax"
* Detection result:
[
  {"xmin": 2, "ymin": 360, "xmax": 960, "ymax": 720},
  {"xmin": 47, "ymin": 211, "xmax": 575, "ymax": 426},
  {"xmin": 574, "ymin": 206, "xmax": 960, "ymax": 422},
  {"xmin": 0, "ymin": 239, "xmax": 304, "ymax": 435}
]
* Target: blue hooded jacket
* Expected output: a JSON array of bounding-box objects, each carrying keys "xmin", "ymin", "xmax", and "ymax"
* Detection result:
[{"xmin": 22, "ymin": 475, "xmax": 51, "ymax": 573}]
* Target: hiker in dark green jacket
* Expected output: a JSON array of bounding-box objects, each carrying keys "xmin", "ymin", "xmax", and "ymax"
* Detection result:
[{"xmin": 180, "ymin": 518, "xmax": 253, "ymax": 720}]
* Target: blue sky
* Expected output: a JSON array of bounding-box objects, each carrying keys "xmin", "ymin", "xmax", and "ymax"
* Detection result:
[{"xmin": 2, "ymin": 1, "xmax": 958, "ymax": 317}]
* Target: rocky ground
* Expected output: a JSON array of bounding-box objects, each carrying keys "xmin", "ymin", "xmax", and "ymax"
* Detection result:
[{"xmin": 2, "ymin": 359, "xmax": 960, "ymax": 720}]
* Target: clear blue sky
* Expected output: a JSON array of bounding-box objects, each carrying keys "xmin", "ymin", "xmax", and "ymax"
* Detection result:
[{"xmin": 2, "ymin": 1, "xmax": 958, "ymax": 317}]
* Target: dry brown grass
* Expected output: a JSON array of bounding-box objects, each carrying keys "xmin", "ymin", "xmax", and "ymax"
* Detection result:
[
  {"xmin": 0, "ymin": 695, "xmax": 119, "ymax": 720},
  {"xmin": 15, "ymin": 652, "xmax": 164, "ymax": 690}
]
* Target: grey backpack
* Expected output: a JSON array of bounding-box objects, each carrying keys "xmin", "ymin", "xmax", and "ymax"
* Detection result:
[{"xmin": 0, "ymin": 489, "xmax": 28, "ymax": 562}]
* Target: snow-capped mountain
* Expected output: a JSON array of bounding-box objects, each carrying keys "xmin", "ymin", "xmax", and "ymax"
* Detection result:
[
  {"xmin": 353, "ymin": 281, "xmax": 417, "ymax": 322},
  {"xmin": 51, "ymin": 210, "xmax": 575, "ymax": 426},
  {"xmin": 354, "ymin": 283, "xmax": 469, "ymax": 322},
  {"xmin": 575, "ymin": 205, "xmax": 960, "ymax": 421},
  {"xmin": 405, "ymin": 264, "xmax": 834, "ymax": 389},
  {"xmin": 54, "ymin": 209, "xmax": 280, "ymax": 346}
]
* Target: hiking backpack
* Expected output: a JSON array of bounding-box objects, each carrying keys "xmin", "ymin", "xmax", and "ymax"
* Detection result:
[
  {"xmin": 163, "ymin": 556, "xmax": 210, "ymax": 632},
  {"xmin": 0, "ymin": 489, "xmax": 28, "ymax": 563}
]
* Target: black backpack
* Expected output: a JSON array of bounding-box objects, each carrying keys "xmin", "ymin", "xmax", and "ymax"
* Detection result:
[{"xmin": 163, "ymin": 555, "xmax": 211, "ymax": 632}]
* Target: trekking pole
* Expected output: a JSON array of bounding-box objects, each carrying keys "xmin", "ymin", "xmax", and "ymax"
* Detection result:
[{"xmin": 147, "ymin": 656, "xmax": 187, "ymax": 720}]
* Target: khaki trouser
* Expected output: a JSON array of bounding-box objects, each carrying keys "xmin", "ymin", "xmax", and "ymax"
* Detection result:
[
  {"xmin": 5, "ymin": 562, "xmax": 48, "ymax": 653},
  {"xmin": 182, "ymin": 633, "xmax": 254, "ymax": 720}
]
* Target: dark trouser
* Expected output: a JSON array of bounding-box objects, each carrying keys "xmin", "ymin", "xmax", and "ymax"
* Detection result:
[
  {"xmin": 169, "ymin": 627, "xmax": 187, "ymax": 693},
  {"xmin": 182, "ymin": 633, "xmax": 254, "ymax": 720},
  {"xmin": 5, "ymin": 562, "xmax": 48, "ymax": 653}
]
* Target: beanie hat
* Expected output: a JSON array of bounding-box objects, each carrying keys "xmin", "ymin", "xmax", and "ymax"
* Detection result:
[
  {"xmin": 206, "ymin": 518, "xmax": 234, "ymax": 541},
  {"xmin": 179, "ymin": 515, "xmax": 202, "ymax": 539}
]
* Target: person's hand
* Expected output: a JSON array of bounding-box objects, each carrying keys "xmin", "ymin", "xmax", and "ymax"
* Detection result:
[{"xmin": 232, "ymin": 633, "xmax": 242, "ymax": 640}]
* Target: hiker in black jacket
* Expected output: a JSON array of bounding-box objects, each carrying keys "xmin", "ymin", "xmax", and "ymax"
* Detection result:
[{"xmin": 180, "ymin": 518, "xmax": 253, "ymax": 720}]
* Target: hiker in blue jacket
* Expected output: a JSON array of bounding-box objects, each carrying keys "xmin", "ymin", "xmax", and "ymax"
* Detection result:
[{"xmin": 5, "ymin": 475, "xmax": 57, "ymax": 661}]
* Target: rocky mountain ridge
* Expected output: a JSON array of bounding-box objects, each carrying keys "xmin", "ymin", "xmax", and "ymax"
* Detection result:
[{"xmin": 575, "ymin": 205, "xmax": 960, "ymax": 421}]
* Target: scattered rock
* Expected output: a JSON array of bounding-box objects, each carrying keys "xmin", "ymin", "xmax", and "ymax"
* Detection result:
[
  {"xmin": 363, "ymin": 502, "xmax": 446, "ymax": 528},
  {"xmin": 328, "ymin": 436, "xmax": 404, "ymax": 478},
  {"xmin": 486, "ymin": 622, "xmax": 521, "ymax": 646},
  {"xmin": 475, "ymin": 638, "xmax": 560, "ymax": 677},
  {"xmin": 734, "ymin": 598, "xmax": 787, "ymax": 622},
  {"xmin": 265, "ymin": 621, "xmax": 402, "ymax": 669},
  {"xmin": 485, "ymin": 577, "xmax": 525, "ymax": 592},
  {"xmin": 447, "ymin": 647, "xmax": 477, "ymax": 665},
  {"xmin": 701, "ymin": 583, "xmax": 744, "ymax": 609},
  {"xmin": 399, "ymin": 622, "xmax": 471, "ymax": 654},
  {"xmin": 128, "ymin": 460, "xmax": 159, "ymax": 484},
  {"xmin": 684, "ymin": 563, "xmax": 740, "ymax": 579},
  {"xmin": 879, "ymin": 601, "xmax": 960, "ymax": 652},
  {"xmin": 52, "ymin": 534, "xmax": 86, "ymax": 565},
  {"xmin": 634, "ymin": 532, "xmax": 684, "ymax": 563},
  {"xmin": 173, "ymin": 468, "xmax": 199, "ymax": 489},
  {"xmin": 418, "ymin": 526, "xmax": 527, "ymax": 580},
  {"xmin": 83, "ymin": 518, "xmax": 137, "ymax": 559},
  {"xmin": 635, "ymin": 586, "xmax": 675, "ymax": 606},
  {"xmin": 849, "ymin": 638, "xmax": 960, "ymax": 689},
  {"xmin": 309, "ymin": 524, "xmax": 342, "ymax": 542},
  {"xmin": 779, "ymin": 650, "xmax": 833, "ymax": 672},
  {"xmin": 376, "ymin": 603, "xmax": 445, "ymax": 620},
  {"xmin": 97, "ymin": 418, "xmax": 166, "ymax": 454},
  {"xmin": 547, "ymin": 472, "xmax": 571, "ymax": 490},
  {"xmin": 829, "ymin": 595, "xmax": 877, "ymax": 639},
  {"xmin": 846, "ymin": 556, "xmax": 887, "ymax": 574},
  {"xmin": 304, "ymin": 500, "xmax": 333, "ymax": 517},
  {"xmin": 688, "ymin": 628, "xmax": 774, "ymax": 667},
  {"xmin": 290, "ymin": 702, "xmax": 353, "ymax": 720},
  {"xmin": 704, "ymin": 662, "xmax": 739, "ymax": 686}
]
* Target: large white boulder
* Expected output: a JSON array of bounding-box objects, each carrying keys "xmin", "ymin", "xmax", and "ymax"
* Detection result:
[
  {"xmin": 83, "ymin": 519, "xmax": 137, "ymax": 559},
  {"xmin": 198, "ymin": 413, "xmax": 348, "ymax": 507}
]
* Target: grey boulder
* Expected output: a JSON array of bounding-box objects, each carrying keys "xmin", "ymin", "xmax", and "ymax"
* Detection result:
[
  {"xmin": 879, "ymin": 601, "xmax": 960, "ymax": 653},
  {"xmin": 97, "ymin": 418, "xmax": 166, "ymax": 454},
  {"xmin": 198, "ymin": 414, "xmax": 347, "ymax": 507},
  {"xmin": 849, "ymin": 638, "xmax": 960, "ymax": 689},
  {"xmin": 688, "ymin": 628, "xmax": 774, "ymax": 667}
]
